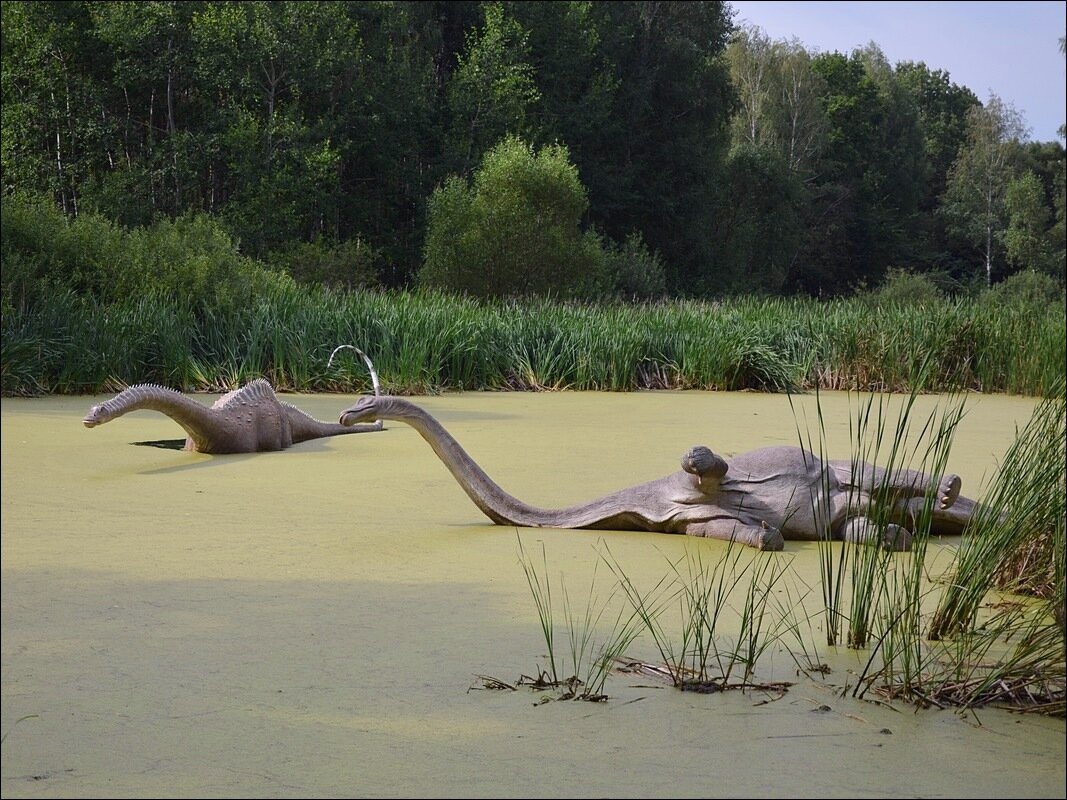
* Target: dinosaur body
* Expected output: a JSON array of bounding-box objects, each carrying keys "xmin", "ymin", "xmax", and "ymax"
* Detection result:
[
  {"xmin": 339, "ymin": 395, "xmax": 979, "ymax": 551},
  {"xmin": 84, "ymin": 379, "xmax": 381, "ymax": 454}
]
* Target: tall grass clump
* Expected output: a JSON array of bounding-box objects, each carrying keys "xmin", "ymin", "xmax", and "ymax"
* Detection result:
[
  {"xmin": 788, "ymin": 384, "xmax": 846, "ymax": 646},
  {"xmin": 515, "ymin": 537, "xmax": 641, "ymax": 701},
  {"xmin": 846, "ymin": 380, "xmax": 965, "ymax": 651},
  {"xmin": 789, "ymin": 354, "xmax": 965, "ymax": 676},
  {"xmin": 603, "ymin": 542, "xmax": 798, "ymax": 691},
  {"xmin": 813, "ymin": 376, "xmax": 1064, "ymax": 714},
  {"xmin": 929, "ymin": 378, "xmax": 1066, "ymax": 641},
  {"xmin": 602, "ymin": 543, "xmax": 746, "ymax": 687}
]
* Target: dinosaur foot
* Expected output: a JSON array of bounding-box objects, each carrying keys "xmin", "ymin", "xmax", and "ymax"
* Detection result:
[
  {"xmin": 753, "ymin": 523, "xmax": 785, "ymax": 551},
  {"xmin": 938, "ymin": 474, "xmax": 961, "ymax": 509},
  {"xmin": 680, "ymin": 446, "xmax": 728, "ymax": 481},
  {"xmin": 685, "ymin": 520, "xmax": 784, "ymax": 551},
  {"xmin": 839, "ymin": 518, "xmax": 913, "ymax": 551},
  {"xmin": 878, "ymin": 523, "xmax": 913, "ymax": 551}
]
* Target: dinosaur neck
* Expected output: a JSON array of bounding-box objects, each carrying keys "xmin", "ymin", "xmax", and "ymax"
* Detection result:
[
  {"xmin": 375, "ymin": 397, "xmax": 620, "ymax": 528},
  {"xmin": 97, "ymin": 384, "xmax": 222, "ymax": 449},
  {"xmin": 283, "ymin": 403, "xmax": 382, "ymax": 442}
]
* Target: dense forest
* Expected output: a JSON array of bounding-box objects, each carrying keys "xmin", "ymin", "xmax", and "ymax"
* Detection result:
[{"xmin": 2, "ymin": 0, "xmax": 1064, "ymax": 305}]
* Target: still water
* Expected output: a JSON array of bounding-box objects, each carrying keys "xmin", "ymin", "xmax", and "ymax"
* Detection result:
[{"xmin": 2, "ymin": 389, "xmax": 1063, "ymax": 798}]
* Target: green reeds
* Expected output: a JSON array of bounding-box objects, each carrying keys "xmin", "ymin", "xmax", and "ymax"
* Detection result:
[
  {"xmin": 928, "ymin": 378, "xmax": 1066, "ymax": 640},
  {"xmin": 4, "ymin": 288, "xmax": 1062, "ymax": 397},
  {"xmin": 787, "ymin": 383, "xmax": 850, "ymax": 647},
  {"xmin": 728, "ymin": 550, "xmax": 798, "ymax": 684},
  {"xmin": 603, "ymin": 543, "xmax": 746, "ymax": 687},
  {"xmin": 516, "ymin": 536, "xmax": 641, "ymax": 701},
  {"xmin": 603, "ymin": 542, "xmax": 797, "ymax": 691},
  {"xmin": 788, "ymin": 372, "xmax": 1064, "ymax": 714},
  {"xmin": 789, "ymin": 350, "xmax": 967, "ymax": 652}
]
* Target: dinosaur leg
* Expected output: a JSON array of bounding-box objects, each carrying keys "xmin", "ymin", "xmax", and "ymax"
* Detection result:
[
  {"xmin": 890, "ymin": 494, "xmax": 988, "ymax": 537},
  {"xmin": 685, "ymin": 519, "xmax": 785, "ymax": 551},
  {"xmin": 836, "ymin": 515, "xmax": 913, "ymax": 551},
  {"xmin": 832, "ymin": 461, "xmax": 961, "ymax": 510}
]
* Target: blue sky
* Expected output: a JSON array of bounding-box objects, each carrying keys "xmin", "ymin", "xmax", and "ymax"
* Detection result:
[{"xmin": 727, "ymin": 1, "xmax": 1067, "ymax": 143}]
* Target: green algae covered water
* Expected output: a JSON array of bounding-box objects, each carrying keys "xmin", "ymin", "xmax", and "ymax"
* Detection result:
[{"xmin": 2, "ymin": 389, "xmax": 1064, "ymax": 798}]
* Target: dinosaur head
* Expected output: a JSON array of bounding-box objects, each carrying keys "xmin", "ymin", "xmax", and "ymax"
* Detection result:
[
  {"xmin": 339, "ymin": 395, "xmax": 380, "ymax": 427},
  {"xmin": 82, "ymin": 404, "xmax": 109, "ymax": 427}
]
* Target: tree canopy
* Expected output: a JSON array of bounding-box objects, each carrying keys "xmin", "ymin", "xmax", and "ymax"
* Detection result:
[{"xmin": 2, "ymin": 1, "xmax": 1063, "ymax": 301}]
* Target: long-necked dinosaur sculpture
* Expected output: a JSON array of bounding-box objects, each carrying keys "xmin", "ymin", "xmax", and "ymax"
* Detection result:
[
  {"xmin": 339, "ymin": 394, "xmax": 985, "ymax": 551},
  {"xmin": 84, "ymin": 378, "xmax": 381, "ymax": 454}
]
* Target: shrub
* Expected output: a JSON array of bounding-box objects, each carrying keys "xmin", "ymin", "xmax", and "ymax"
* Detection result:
[
  {"xmin": 601, "ymin": 232, "xmax": 667, "ymax": 301},
  {"xmin": 867, "ymin": 268, "xmax": 944, "ymax": 306},
  {"xmin": 0, "ymin": 192, "xmax": 290, "ymax": 312},
  {"xmin": 419, "ymin": 135, "xmax": 606, "ymax": 299},
  {"xmin": 986, "ymin": 269, "xmax": 1066, "ymax": 309},
  {"xmin": 1, "ymin": 191, "xmax": 126, "ymax": 305}
]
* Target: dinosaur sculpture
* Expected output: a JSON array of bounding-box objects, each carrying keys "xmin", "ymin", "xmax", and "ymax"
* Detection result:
[
  {"xmin": 339, "ymin": 395, "xmax": 984, "ymax": 551},
  {"xmin": 84, "ymin": 379, "xmax": 382, "ymax": 454}
]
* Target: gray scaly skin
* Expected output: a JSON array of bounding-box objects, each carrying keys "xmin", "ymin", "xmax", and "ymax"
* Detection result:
[
  {"xmin": 339, "ymin": 395, "xmax": 984, "ymax": 551},
  {"xmin": 84, "ymin": 379, "xmax": 382, "ymax": 454}
]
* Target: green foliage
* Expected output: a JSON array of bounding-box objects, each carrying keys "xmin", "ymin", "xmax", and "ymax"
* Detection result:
[
  {"xmin": 1, "ymin": 2, "xmax": 1062, "ymax": 299},
  {"xmin": 866, "ymin": 269, "xmax": 945, "ymax": 307},
  {"xmin": 1, "ymin": 191, "xmax": 125, "ymax": 304},
  {"xmin": 726, "ymin": 27, "xmax": 828, "ymax": 175},
  {"xmin": 447, "ymin": 2, "xmax": 540, "ymax": 174},
  {"xmin": 586, "ymin": 1, "xmax": 735, "ymax": 292},
  {"xmin": 420, "ymin": 135, "xmax": 605, "ymax": 299},
  {"xmin": 790, "ymin": 47, "xmax": 928, "ymax": 293},
  {"xmin": 985, "ymin": 269, "xmax": 1066, "ymax": 308},
  {"xmin": 708, "ymin": 145, "xmax": 806, "ymax": 295},
  {"xmin": 894, "ymin": 61, "xmax": 980, "ymax": 207},
  {"xmin": 1002, "ymin": 170, "xmax": 1056, "ymax": 276},
  {"xmin": 0, "ymin": 191, "xmax": 290, "ymax": 312},
  {"xmin": 600, "ymin": 232, "xmax": 667, "ymax": 301},
  {"xmin": 266, "ymin": 239, "xmax": 381, "ymax": 291},
  {"xmin": 940, "ymin": 96, "xmax": 1029, "ymax": 286}
]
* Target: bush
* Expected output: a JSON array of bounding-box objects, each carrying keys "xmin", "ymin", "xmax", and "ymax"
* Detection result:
[
  {"xmin": 601, "ymin": 232, "xmax": 667, "ymax": 301},
  {"xmin": 866, "ymin": 268, "xmax": 944, "ymax": 306},
  {"xmin": 419, "ymin": 135, "xmax": 606, "ymax": 299},
  {"xmin": 0, "ymin": 192, "xmax": 290, "ymax": 312},
  {"xmin": 1, "ymin": 191, "xmax": 125, "ymax": 305},
  {"xmin": 986, "ymin": 269, "xmax": 1066, "ymax": 309}
]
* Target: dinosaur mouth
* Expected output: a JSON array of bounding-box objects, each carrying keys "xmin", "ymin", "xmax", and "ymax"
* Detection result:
[{"xmin": 340, "ymin": 411, "xmax": 373, "ymax": 426}]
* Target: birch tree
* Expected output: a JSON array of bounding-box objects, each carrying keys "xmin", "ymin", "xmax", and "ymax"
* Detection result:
[{"xmin": 941, "ymin": 95, "xmax": 1028, "ymax": 286}]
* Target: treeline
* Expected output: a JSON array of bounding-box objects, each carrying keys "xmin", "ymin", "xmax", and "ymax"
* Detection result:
[{"xmin": 2, "ymin": 0, "xmax": 1064, "ymax": 302}]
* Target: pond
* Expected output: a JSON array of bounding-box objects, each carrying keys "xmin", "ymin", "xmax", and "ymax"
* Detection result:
[{"xmin": 2, "ymin": 389, "xmax": 1064, "ymax": 798}]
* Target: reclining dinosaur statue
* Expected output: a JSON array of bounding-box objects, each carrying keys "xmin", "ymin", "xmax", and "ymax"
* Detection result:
[
  {"xmin": 339, "ymin": 395, "xmax": 983, "ymax": 551},
  {"xmin": 84, "ymin": 378, "xmax": 382, "ymax": 454}
]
